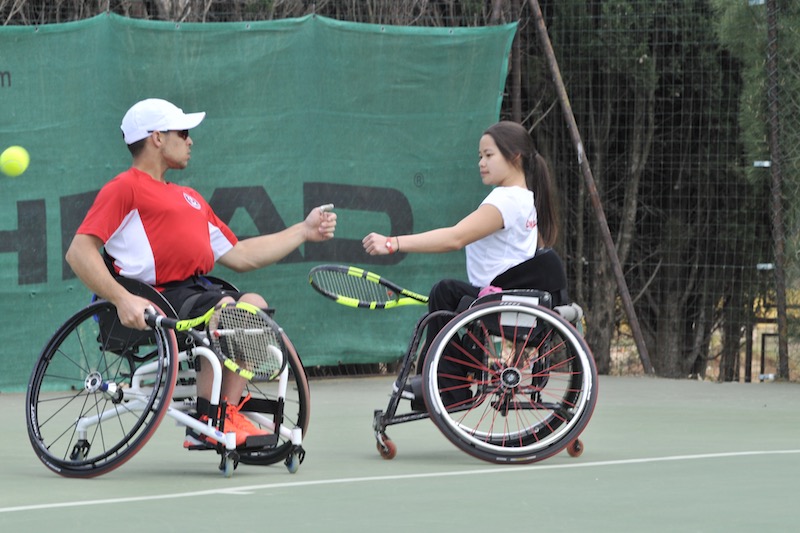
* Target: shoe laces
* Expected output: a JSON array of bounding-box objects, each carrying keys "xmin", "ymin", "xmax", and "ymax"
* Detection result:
[{"xmin": 224, "ymin": 394, "xmax": 263, "ymax": 434}]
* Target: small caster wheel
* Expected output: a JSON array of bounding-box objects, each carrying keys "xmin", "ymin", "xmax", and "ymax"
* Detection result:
[
  {"xmin": 221, "ymin": 450, "xmax": 239, "ymax": 477},
  {"xmin": 222, "ymin": 457, "xmax": 235, "ymax": 477},
  {"xmin": 566, "ymin": 439, "xmax": 584, "ymax": 458},
  {"xmin": 377, "ymin": 437, "xmax": 397, "ymax": 460},
  {"xmin": 285, "ymin": 453, "xmax": 300, "ymax": 474}
]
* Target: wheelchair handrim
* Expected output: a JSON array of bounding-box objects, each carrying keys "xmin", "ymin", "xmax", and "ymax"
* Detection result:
[{"xmin": 423, "ymin": 302, "xmax": 597, "ymax": 459}]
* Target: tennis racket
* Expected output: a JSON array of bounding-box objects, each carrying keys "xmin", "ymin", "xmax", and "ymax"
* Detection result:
[
  {"xmin": 308, "ymin": 264, "xmax": 429, "ymax": 309},
  {"xmin": 144, "ymin": 301, "xmax": 287, "ymax": 381}
]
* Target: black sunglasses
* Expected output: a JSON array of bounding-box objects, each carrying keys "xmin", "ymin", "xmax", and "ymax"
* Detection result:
[{"xmin": 149, "ymin": 129, "xmax": 190, "ymax": 140}]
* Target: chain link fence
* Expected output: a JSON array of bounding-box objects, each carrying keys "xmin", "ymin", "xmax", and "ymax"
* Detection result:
[{"xmin": 2, "ymin": 0, "xmax": 798, "ymax": 381}]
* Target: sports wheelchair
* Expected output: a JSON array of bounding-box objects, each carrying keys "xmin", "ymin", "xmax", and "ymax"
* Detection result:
[
  {"xmin": 374, "ymin": 250, "xmax": 597, "ymax": 464},
  {"xmin": 25, "ymin": 276, "xmax": 309, "ymax": 478}
]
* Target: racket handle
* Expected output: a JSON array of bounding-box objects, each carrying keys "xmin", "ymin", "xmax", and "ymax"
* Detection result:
[
  {"xmin": 143, "ymin": 309, "xmax": 158, "ymax": 328},
  {"xmin": 144, "ymin": 311, "xmax": 209, "ymax": 346},
  {"xmin": 144, "ymin": 310, "xmax": 178, "ymax": 329},
  {"xmin": 318, "ymin": 203, "xmax": 334, "ymax": 213}
]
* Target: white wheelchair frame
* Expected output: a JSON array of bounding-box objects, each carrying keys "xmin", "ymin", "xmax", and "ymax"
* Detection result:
[{"xmin": 26, "ymin": 278, "xmax": 309, "ymax": 479}]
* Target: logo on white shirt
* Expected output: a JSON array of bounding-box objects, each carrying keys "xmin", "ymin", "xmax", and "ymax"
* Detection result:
[{"xmin": 183, "ymin": 192, "xmax": 201, "ymax": 210}]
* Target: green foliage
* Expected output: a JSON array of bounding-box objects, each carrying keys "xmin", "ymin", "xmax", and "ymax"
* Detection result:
[
  {"xmin": 540, "ymin": 0, "xmax": 778, "ymax": 377},
  {"xmin": 713, "ymin": 0, "xmax": 769, "ymax": 170},
  {"xmin": 714, "ymin": 0, "xmax": 800, "ymax": 284}
]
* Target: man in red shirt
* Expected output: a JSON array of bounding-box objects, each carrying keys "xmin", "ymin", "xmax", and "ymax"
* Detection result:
[{"xmin": 66, "ymin": 98, "xmax": 336, "ymax": 446}]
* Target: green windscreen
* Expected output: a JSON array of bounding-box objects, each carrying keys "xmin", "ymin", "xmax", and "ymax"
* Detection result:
[{"xmin": 0, "ymin": 14, "xmax": 516, "ymax": 391}]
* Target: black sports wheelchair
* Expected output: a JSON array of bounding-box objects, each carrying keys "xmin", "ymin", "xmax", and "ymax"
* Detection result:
[{"xmin": 374, "ymin": 249, "xmax": 597, "ymax": 464}]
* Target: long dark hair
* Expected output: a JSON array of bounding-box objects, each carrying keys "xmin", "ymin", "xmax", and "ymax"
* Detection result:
[{"xmin": 483, "ymin": 121, "xmax": 559, "ymax": 247}]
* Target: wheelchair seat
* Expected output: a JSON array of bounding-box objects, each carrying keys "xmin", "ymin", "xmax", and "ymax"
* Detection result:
[{"xmin": 472, "ymin": 288, "xmax": 553, "ymax": 309}]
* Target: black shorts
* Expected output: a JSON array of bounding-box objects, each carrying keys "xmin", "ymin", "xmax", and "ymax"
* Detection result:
[{"xmin": 160, "ymin": 276, "xmax": 243, "ymax": 319}]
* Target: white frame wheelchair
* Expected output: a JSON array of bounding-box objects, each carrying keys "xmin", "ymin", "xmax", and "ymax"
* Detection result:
[
  {"xmin": 25, "ymin": 276, "xmax": 310, "ymax": 478},
  {"xmin": 373, "ymin": 255, "xmax": 597, "ymax": 464}
]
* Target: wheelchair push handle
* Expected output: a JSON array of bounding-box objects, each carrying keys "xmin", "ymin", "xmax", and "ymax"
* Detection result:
[{"xmin": 554, "ymin": 303, "xmax": 583, "ymax": 324}]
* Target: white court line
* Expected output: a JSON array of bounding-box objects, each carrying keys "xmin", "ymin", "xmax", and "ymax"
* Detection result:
[{"xmin": 2, "ymin": 449, "xmax": 798, "ymax": 514}]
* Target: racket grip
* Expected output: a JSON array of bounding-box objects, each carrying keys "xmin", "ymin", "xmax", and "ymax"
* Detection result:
[
  {"xmin": 318, "ymin": 203, "xmax": 334, "ymax": 213},
  {"xmin": 144, "ymin": 311, "xmax": 209, "ymax": 346},
  {"xmin": 143, "ymin": 310, "xmax": 178, "ymax": 330},
  {"xmin": 143, "ymin": 310, "xmax": 158, "ymax": 328}
]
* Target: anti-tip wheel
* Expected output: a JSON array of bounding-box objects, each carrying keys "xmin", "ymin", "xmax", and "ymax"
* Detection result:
[
  {"xmin": 377, "ymin": 437, "xmax": 397, "ymax": 460},
  {"xmin": 566, "ymin": 439, "xmax": 584, "ymax": 458}
]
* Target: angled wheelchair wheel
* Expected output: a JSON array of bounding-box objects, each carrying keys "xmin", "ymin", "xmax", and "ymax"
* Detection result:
[
  {"xmin": 237, "ymin": 333, "xmax": 310, "ymax": 467},
  {"xmin": 421, "ymin": 301, "xmax": 597, "ymax": 464},
  {"xmin": 26, "ymin": 300, "xmax": 179, "ymax": 478}
]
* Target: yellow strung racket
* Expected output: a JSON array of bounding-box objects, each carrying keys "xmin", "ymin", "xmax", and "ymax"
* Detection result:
[
  {"xmin": 146, "ymin": 301, "xmax": 286, "ymax": 381},
  {"xmin": 308, "ymin": 264, "xmax": 428, "ymax": 310}
]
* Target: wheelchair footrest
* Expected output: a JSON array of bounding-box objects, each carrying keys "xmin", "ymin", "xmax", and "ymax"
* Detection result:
[
  {"xmin": 183, "ymin": 430, "xmax": 217, "ymax": 451},
  {"xmin": 184, "ymin": 429, "xmax": 278, "ymax": 451},
  {"xmin": 241, "ymin": 433, "xmax": 278, "ymax": 450}
]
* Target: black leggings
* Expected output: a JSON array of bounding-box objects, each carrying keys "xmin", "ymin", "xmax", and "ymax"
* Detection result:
[
  {"xmin": 421, "ymin": 279, "xmax": 480, "ymax": 405},
  {"xmin": 423, "ymin": 278, "xmax": 480, "ymax": 355}
]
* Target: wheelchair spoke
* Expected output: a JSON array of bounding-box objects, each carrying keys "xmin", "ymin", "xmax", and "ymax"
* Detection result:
[
  {"xmin": 423, "ymin": 300, "xmax": 597, "ymax": 463},
  {"xmin": 26, "ymin": 300, "xmax": 178, "ymax": 478}
]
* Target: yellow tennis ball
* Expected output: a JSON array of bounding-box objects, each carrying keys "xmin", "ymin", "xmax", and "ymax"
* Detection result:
[{"xmin": 0, "ymin": 145, "xmax": 30, "ymax": 177}]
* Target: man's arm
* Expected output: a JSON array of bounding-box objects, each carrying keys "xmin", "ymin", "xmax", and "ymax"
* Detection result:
[
  {"xmin": 218, "ymin": 206, "xmax": 336, "ymax": 272},
  {"xmin": 65, "ymin": 234, "xmax": 153, "ymax": 329}
]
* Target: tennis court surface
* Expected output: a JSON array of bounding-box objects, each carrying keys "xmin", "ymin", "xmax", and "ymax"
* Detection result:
[{"xmin": 2, "ymin": 375, "xmax": 798, "ymax": 532}]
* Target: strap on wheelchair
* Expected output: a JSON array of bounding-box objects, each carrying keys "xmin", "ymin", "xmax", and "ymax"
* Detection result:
[
  {"xmin": 178, "ymin": 294, "xmax": 204, "ymax": 319},
  {"xmin": 195, "ymin": 396, "xmax": 226, "ymax": 426}
]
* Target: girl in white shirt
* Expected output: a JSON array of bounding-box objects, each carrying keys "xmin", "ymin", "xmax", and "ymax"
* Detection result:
[{"xmin": 362, "ymin": 120, "xmax": 560, "ymax": 406}]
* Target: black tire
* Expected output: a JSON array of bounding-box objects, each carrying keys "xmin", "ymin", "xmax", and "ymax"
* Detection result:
[
  {"xmin": 237, "ymin": 333, "xmax": 310, "ymax": 466},
  {"xmin": 26, "ymin": 300, "xmax": 178, "ymax": 478},
  {"xmin": 422, "ymin": 301, "xmax": 597, "ymax": 464}
]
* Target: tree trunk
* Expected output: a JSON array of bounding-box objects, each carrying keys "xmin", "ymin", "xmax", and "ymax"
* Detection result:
[
  {"xmin": 719, "ymin": 296, "xmax": 742, "ymax": 382},
  {"xmin": 587, "ymin": 253, "xmax": 615, "ymax": 374},
  {"xmin": 654, "ymin": 287, "xmax": 684, "ymax": 377}
]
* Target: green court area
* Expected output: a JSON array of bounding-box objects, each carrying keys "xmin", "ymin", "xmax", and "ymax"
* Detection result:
[{"xmin": 2, "ymin": 375, "xmax": 798, "ymax": 532}]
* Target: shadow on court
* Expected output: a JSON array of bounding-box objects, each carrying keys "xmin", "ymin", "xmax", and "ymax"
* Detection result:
[{"xmin": 2, "ymin": 375, "xmax": 798, "ymax": 532}]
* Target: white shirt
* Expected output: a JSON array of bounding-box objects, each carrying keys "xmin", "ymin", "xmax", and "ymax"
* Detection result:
[{"xmin": 465, "ymin": 186, "xmax": 538, "ymax": 287}]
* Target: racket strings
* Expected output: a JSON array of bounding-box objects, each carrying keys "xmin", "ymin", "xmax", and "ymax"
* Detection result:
[
  {"xmin": 208, "ymin": 307, "xmax": 284, "ymax": 379},
  {"xmin": 313, "ymin": 270, "xmax": 394, "ymax": 304}
]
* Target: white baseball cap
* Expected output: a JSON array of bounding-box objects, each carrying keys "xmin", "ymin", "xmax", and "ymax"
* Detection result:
[{"xmin": 120, "ymin": 98, "xmax": 206, "ymax": 144}]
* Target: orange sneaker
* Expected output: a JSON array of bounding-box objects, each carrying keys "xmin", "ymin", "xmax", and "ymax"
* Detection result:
[{"xmin": 224, "ymin": 395, "xmax": 270, "ymax": 447}]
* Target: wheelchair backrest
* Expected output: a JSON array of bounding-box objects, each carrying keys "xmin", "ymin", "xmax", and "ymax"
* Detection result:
[
  {"xmin": 94, "ymin": 253, "xmax": 240, "ymax": 355},
  {"xmin": 94, "ymin": 277, "xmax": 175, "ymax": 356},
  {"xmin": 94, "ymin": 274, "xmax": 242, "ymax": 355},
  {"xmin": 96, "ymin": 312, "xmax": 159, "ymax": 356}
]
